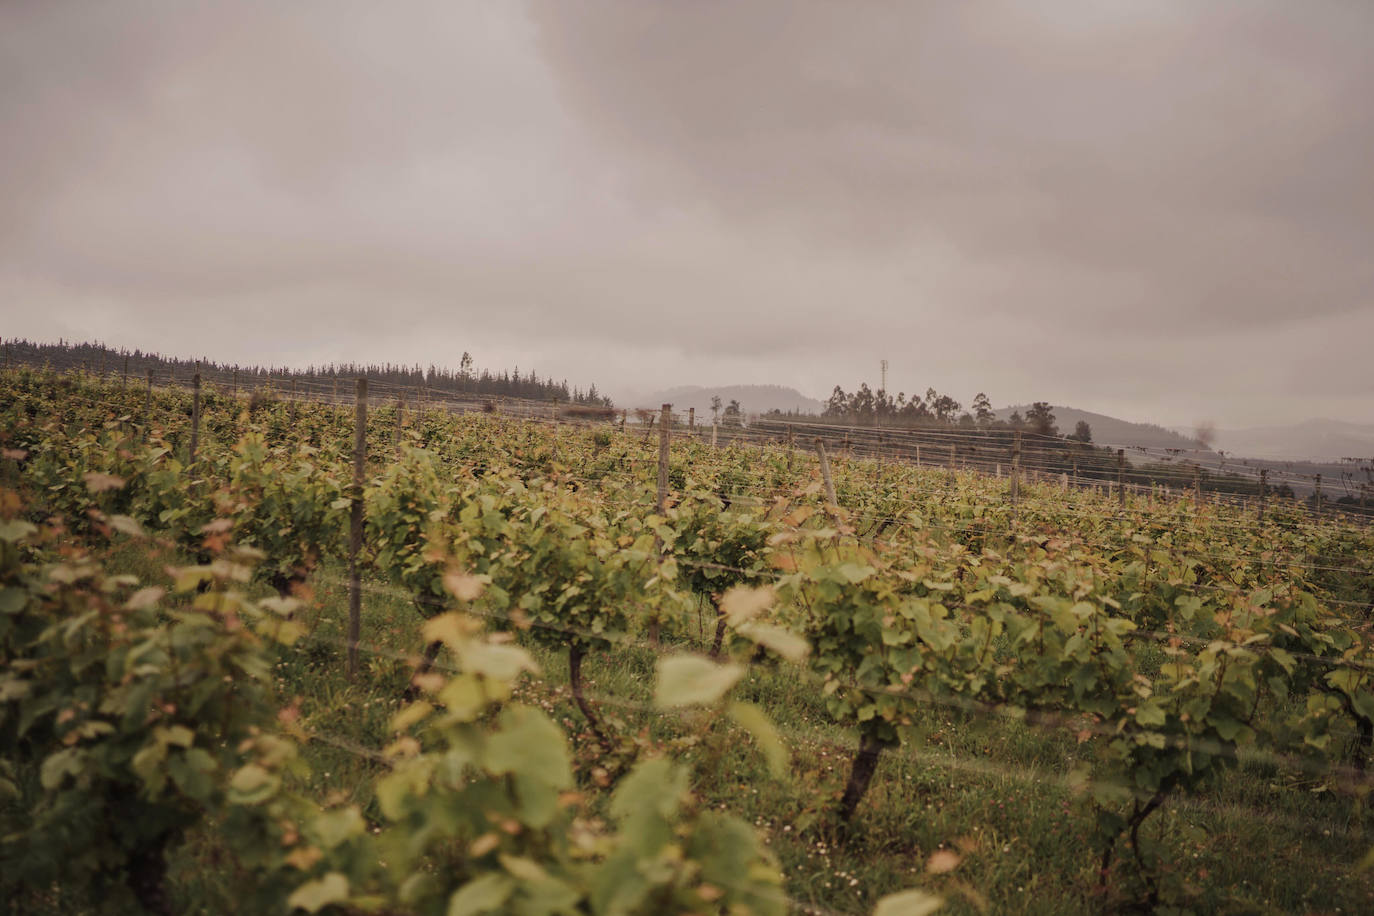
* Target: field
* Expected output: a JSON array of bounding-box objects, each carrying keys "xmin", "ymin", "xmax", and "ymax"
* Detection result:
[{"xmin": 3, "ymin": 368, "xmax": 1374, "ymax": 915}]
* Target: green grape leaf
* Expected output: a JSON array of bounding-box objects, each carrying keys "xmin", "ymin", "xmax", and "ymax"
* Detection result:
[
  {"xmin": 728, "ymin": 701, "xmax": 789, "ymax": 778},
  {"xmin": 447, "ymin": 874, "xmax": 514, "ymax": 916}
]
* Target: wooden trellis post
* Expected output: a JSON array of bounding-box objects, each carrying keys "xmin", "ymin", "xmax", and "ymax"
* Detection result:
[
  {"xmin": 1010, "ymin": 431, "xmax": 1021, "ymax": 517},
  {"xmin": 815, "ymin": 438, "xmax": 837, "ymax": 509},
  {"xmin": 189, "ymin": 373, "xmax": 201, "ymax": 461},
  {"xmin": 1117, "ymin": 449, "xmax": 1126, "ymax": 509},
  {"xmin": 656, "ymin": 404, "xmax": 671, "ymax": 513},
  {"xmin": 348, "ymin": 379, "xmax": 368, "ymax": 681}
]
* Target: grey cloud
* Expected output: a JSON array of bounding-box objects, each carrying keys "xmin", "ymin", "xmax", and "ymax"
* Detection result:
[
  {"xmin": 529, "ymin": 0, "xmax": 1374, "ymax": 330},
  {"xmin": 0, "ymin": 0, "xmax": 1370, "ymax": 428}
]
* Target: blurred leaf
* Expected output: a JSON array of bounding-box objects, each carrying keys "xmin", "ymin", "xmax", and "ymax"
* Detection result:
[
  {"xmin": 873, "ymin": 889, "xmax": 944, "ymax": 916},
  {"xmin": 447, "ymin": 874, "xmax": 514, "ymax": 916},
  {"xmin": 287, "ymin": 872, "xmax": 349, "ymax": 913},
  {"xmin": 654, "ymin": 655, "xmax": 743, "ymax": 708},
  {"xmin": 728, "ymin": 702, "xmax": 789, "ymax": 778}
]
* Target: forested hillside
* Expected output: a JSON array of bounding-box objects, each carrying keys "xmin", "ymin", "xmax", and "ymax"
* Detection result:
[{"xmin": 1, "ymin": 337, "xmax": 613, "ymax": 406}]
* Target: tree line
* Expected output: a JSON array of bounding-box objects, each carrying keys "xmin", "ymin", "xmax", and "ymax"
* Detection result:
[
  {"xmin": 1, "ymin": 338, "xmax": 613, "ymax": 406},
  {"xmin": 799, "ymin": 384, "xmax": 1093, "ymax": 442}
]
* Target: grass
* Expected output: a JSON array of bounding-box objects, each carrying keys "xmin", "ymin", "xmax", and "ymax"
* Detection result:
[{"xmin": 87, "ymin": 540, "xmax": 1374, "ymax": 915}]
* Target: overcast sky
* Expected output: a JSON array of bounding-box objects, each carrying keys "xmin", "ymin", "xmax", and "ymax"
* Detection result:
[{"xmin": 2, "ymin": 1, "xmax": 1371, "ymax": 428}]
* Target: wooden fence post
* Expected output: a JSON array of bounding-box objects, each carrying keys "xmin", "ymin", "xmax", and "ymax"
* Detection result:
[
  {"xmin": 394, "ymin": 396, "xmax": 405, "ymax": 454},
  {"xmin": 657, "ymin": 404, "xmax": 671, "ymax": 513},
  {"xmin": 1193, "ymin": 464, "xmax": 1203, "ymax": 509},
  {"xmin": 787, "ymin": 424, "xmax": 795, "ymax": 471},
  {"xmin": 348, "ymin": 378, "xmax": 368, "ymax": 681},
  {"xmin": 711, "ymin": 421, "xmax": 718, "ymax": 448},
  {"xmin": 1258, "ymin": 469, "xmax": 1267, "ymax": 523},
  {"xmin": 122, "ymin": 353, "xmax": 129, "ymax": 388},
  {"xmin": 144, "ymin": 369, "xmax": 153, "ymax": 424},
  {"xmin": 1117, "ymin": 449, "xmax": 1126, "ymax": 510},
  {"xmin": 189, "ymin": 373, "xmax": 201, "ymax": 461},
  {"xmin": 1314, "ymin": 473, "xmax": 1322, "ymax": 519},
  {"xmin": 815, "ymin": 439, "xmax": 838, "ymax": 508},
  {"xmin": 1010, "ymin": 431, "xmax": 1021, "ymax": 515},
  {"xmin": 688, "ymin": 407, "xmax": 695, "ymax": 431}
]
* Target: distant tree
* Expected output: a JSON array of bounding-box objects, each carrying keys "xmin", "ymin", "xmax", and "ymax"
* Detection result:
[
  {"xmin": 899, "ymin": 392, "xmax": 930, "ymax": 423},
  {"xmin": 710, "ymin": 395, "xmax": 723, "ymax": 424},
  {"xmin": 874, "ymin": 387, "xmax": 896, "ymax": 424},
  {"xmin": 1070, "ymin": 420, "xmax": 1093, "ymax": 443},
  {"xmin": 852, "ymin": 384, "xmax": 876, "ymax": 424},
  {"xmin": 722, "ymin": 399, "xmax": 743, "ymax": 427},
  {"xmin": 928, "ymin": 390, "xmax": 961, "ymax": 423},
  {"xmin": 1008, "ymin": 410, "xmax": 1026, "ymax": 430},
  {"xmin": 1025, "ymin": 402, "xmax": 1058, "ymax": 436},
  {"xmin": 971, "ymin": 392, "xmax": 995, "ymax": 426},
  {"xmin": 823, "ymin": 386, "xmax": 848, "ymax": 418}
]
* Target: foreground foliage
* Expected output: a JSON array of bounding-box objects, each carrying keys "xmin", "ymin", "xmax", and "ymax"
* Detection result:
[{"xmin": 4, "ymin": 367, "xmax": 1374, "ymax": 913}]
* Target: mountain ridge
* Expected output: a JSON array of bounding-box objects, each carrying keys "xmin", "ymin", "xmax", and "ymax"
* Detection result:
[{"xmin": 995, "ymin": 405, "xmax": 1209, "ymax": 452}]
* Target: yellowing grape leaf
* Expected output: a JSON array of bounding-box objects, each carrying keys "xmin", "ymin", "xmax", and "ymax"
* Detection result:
[
  {"xmin": 720, "ymin": 585, "xmax": 776, "ymax": 625},
  {"xmin": 654, "ymin": 655, "xmax": 743, "ymax": 708}
]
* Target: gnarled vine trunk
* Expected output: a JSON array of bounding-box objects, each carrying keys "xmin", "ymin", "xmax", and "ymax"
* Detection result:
[
  {"xmin": 710, "ymin": 606, "xmax": 728, "ymax": 659},
  {"xmin": 569, "ymin": 643, "xmax": 608, "ymax": 746},
  {"xmin": 127, "ymin": 835, "xmax": 174, "ymax": 916},
  {"xmin": 837, "ymin": 731, "xmax": 885, "ymax": 823}
]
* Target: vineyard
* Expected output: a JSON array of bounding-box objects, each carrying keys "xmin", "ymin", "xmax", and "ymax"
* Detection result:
[{"xmin": 3, "ymin": 367, "xmax": 1374, "ymax": 915}]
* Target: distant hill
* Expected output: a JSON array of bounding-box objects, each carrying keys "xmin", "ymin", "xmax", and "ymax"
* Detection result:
[
  {"xmin": 1206, "ymin": 419, "xmax": 1374, "ymax": 462},
  {"xmin": 628, "ymin": 384, "xmax": 824, "ymax": 418},
  {"xmin": 996, "ymin": 405, "xmax": 1209, "ymax": 452}
]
